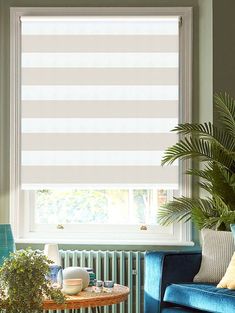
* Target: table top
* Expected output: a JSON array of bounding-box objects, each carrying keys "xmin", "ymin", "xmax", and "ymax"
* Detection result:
[{"xmin": 43, "ymin": 284, "xmax": 130, "ymax": 310}]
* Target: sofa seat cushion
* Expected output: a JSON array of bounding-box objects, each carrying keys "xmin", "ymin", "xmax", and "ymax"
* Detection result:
[
  {"xmin": 162, "ymin": 308, "xmax": 205, "ymax": 313},
  {"xmin": 164, "ymin": 283, "xmax": 235, "ymax": 313}
]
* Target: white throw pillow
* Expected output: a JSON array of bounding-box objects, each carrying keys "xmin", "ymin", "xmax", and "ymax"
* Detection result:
[{"xmin": 193, "ymin": 229, "xmax": 234, "ymax": 283}]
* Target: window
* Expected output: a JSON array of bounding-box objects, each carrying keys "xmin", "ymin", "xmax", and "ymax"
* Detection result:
[
  {"xmin": 31, "ymin": 189, "xmax": 172, "ymax": 224},
  {"xmin": 10, "ymin": 7, "xmax": 193, "ymax": 245}
]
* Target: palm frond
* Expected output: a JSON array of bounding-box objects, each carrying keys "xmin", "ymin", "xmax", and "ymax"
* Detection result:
[
  {"xmin": 158, "ymin": 197, "xmax": 213, "ymax": 226},
  {"xmin": 191, "ymin": 208, "xmax": 219, "ymax": 230},
  {"xmin": 172, "ymin": 122, "xmax": 235, "ymax": 151},
  {"xmin": 192, "ymin": 195, "xmax": 235, "ymax": 231},
  {"xmin": 198, "ymin": 181, "xmax": 213, "ymax": 193},
  {"xmin": 186, "ymin": 167, "xmax": 212, "ymax": 180},
  {"xmin": 158, "ymin": 195, "xmax": 235, "ymax": 231},
  {"xmin": 162, "ymin": 137, "xmax": 235, "ymax": 169},
  {"xmin": 214, "ymin": 92, "xmax": 235, "ymax": 138},
  {"xmin": 219, "ymin": 168, "xmax": 235, "ymax": 187},
  {"xmin": 187, "ymin": 162, "xmax": 235, "ymax": 208},
  {"xmin": 209, "ymin": 195, "xmax": 235, "ymax": 230},
  {"xmin": 213, "ymin": 194, "xmax": 230, "ymax": 214}
]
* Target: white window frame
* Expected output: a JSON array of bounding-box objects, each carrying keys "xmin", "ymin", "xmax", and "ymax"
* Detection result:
[{"xmin": 10, "ymin": 6, "xmax": 193, "ymax": 246}]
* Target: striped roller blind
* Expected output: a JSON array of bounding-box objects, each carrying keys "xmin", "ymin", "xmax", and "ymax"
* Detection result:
[{"xmin": 21, "ymin": 16, "xmax": 179, "ymax": 189}]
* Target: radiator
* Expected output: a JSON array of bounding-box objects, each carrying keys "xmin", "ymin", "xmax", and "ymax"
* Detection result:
[{"xmin": 47, "ymin": 250, "xmax": 145, "ymax": 313}]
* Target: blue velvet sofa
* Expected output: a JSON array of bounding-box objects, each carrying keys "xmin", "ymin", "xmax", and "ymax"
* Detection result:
[{"xmin": 144, "ymin": 251, "xmax": 235, "ymax": 313}]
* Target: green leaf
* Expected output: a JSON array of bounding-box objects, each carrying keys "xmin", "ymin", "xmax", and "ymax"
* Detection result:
[
  {"xmin": 0, "ymin": 249, "xmax": 65, "ymax": 312},
  {"xmin": 158, "ymin": 195, "xmax": 235, "ymax": 231},
  {"xmin": 173, "ymin": 122, "xmax": 235, "ymax": 151},
  {"xmin": 162, "ymin": 136, "xmax": 234, "ymax": 169},
  {"xmin": 158, "ymin": 197, "xmax": 212, "ymax": 226},
  {"xmin": 214, "ymin": 92, "xmax": 235, "ymax": 138}
]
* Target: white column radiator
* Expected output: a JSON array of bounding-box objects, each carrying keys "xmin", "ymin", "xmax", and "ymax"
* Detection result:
[{"xmin": 47, "ymin": 250, "xmax": 145, "ymax": 313}]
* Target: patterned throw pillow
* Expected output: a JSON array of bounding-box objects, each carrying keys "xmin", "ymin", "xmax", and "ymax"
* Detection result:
[
  {"xmin": 217, "ymin": 252, "xmax": 235, "ymax": 289},
  {"xmin": 217, "ymin": 224, "xmax": 235, "ymax": 289},
  {"xmin": 193, "ymin": 229, "xmax": 234, "ymax": 283}
]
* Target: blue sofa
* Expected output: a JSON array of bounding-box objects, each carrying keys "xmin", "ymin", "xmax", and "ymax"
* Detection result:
[{"xmin": 144, "ymin": 251, "xmax": 235, "ymax": 313}]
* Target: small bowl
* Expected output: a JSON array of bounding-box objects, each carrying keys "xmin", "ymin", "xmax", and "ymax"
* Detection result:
[
  {"xmin": 62, "ymin": 278, "xmax": 83, "ymax": 295},
  {"xmin": 63, "ymin": 278, "xmax": 83, "ymax": 286},
  {"xmin": 62, "ymin": 284, "xmax": 83, "ymax": 295}
]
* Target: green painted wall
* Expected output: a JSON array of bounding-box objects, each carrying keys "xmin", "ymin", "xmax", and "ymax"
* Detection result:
[
  {"xmin": 213, "ymin": 0, "xmax": 235, "ymax": 126},
  {"xmin": 0, "ymin": 0, "xmax": 215, "ymax": 251},
  {"xmin": 213, "ymin": 0, "xmax": 235, "ymax": 96}
]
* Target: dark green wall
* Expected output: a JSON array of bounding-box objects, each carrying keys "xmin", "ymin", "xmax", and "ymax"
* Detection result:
[
  {"xmin": 0, "ymin": 0, "xmax": 215, "ymax": 251},
  {"xmin": 213, "ymin": 0, "xmax": 235, "ymax": 96}
]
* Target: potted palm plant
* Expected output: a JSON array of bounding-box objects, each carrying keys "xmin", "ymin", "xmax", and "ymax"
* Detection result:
[{"xmin": 158, "ymin": 93, "xmax": 235, "ymax": 231}]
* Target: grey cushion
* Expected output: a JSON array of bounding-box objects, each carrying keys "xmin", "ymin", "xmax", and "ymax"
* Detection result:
[{"xmin": 193, "ymin": 229, "xmax": 234, "ymax": 283}]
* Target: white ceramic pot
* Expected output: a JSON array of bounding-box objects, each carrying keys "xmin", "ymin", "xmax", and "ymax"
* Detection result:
[{"xmin": 61, "ymin": 267, "xmax": 90, "ymax": 290}]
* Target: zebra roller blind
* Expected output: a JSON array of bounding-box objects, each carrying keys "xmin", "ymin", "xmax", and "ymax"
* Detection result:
[{"xmin": 21, "ymin": 16, "xmax": 179, "ymax": 189}]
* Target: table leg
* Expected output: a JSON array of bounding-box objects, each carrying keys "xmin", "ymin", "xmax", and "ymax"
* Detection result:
[{"xmin": 91, "ymin": 307, "xmax": 101, "ymax": 313}]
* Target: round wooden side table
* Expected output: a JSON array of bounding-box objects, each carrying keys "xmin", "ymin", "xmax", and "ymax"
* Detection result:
[{"xmin": 43, "ymin": 284, "xmax": 130, "ymax": 313}]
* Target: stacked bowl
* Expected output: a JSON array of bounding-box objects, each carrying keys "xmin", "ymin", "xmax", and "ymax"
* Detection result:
[{"xmin": 62, "ymin": 278, "xmax": 83, "ymax": 295}]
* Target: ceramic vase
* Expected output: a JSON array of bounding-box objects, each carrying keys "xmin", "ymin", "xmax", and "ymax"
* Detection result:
[{"xmin": 44, "ymin": 243, "xmax": 61, "ymax": 265}]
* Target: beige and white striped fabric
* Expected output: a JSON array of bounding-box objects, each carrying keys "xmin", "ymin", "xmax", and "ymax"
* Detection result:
[{"xmin": 20, "ymin": 16, "xmax": 179, "ymax": 189}]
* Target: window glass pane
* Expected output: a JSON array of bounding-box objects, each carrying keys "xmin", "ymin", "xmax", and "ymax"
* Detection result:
[
  {"xmin": 34, "ymin": 189, "xmax": 172, "ymax": 225},
  {"xmin": 133, "ymin": 189, "xmax": 150, "ymax": 223},
  {"xmin": 35, "ymin": 189, "xmax": 129, "ymax": 224}
]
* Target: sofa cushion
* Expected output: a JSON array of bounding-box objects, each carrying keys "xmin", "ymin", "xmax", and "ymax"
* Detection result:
[
  {"xmin": 162, "ymin": 308, "xmax": 205, "ymax": 313},
  {"xmin": 218, "ymin": 252, "xmax": 235, "ymax": 289},
  {"xmin": 164, "ymin": 283, "xmax": 235, "ymax": 313},
  {"xmin": 193, "ymin": 229, "xmax": 234, "ymax": 283}
]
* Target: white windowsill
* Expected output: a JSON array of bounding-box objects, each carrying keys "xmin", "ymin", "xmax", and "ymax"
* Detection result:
[{"xmin": 15, "ymin": 238, "xmax": 195, "ymax": 246}]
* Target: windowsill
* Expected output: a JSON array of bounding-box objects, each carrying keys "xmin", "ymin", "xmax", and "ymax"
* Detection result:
[{"xmin": 15, "ymin": 238, "xmax": 195, "ymax": 246}]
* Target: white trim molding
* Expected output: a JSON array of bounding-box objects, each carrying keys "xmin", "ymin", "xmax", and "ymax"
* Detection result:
[{"xmin": 10, "ymin": 6, "xmax": 193, "ymax": 246}]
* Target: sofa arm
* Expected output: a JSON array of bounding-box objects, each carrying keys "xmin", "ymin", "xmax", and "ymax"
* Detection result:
[{"xmin": 144, "ymin": 250, "xmax": 202, "ymax": 313}]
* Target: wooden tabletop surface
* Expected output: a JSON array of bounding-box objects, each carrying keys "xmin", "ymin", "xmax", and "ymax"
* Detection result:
[{"xmin": 43, "ymin": 284, "xmax": 130, "ymax": 310}]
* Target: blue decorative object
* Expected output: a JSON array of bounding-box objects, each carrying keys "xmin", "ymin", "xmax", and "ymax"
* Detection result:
[
  {"xmin": 230, "ymin": 224, "xmax": 235, "ymax": 238},
  {"xmin": 48, "ymin": 264, "xmax": 62, "ymax": 285},
  {"xmin": 0, "ymin": 224, "xmax": 15, "ymax": 266},
  {"xmin": 83, "ymin": 267, "xmax": 96, "ymax": 286}
]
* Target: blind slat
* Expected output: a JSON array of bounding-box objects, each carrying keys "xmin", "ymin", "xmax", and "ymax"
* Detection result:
[
  {"xmin": 22, "ymin": 85, "xmax": 178, "ymax": 101},
  {"xmin": 21, "ymin": 100, "xmax": 178, "ymax": 118},
  {"xmin": 21, "ymin": 118, "xmax": 178, "ymax": 133},
  {"xmin": 22, "ymin": 166, "xmax": 178, "ymax": 185},
  {"xmin": 22, "ymin": 68, "xmax": 178, "ymax": 85},
  {"xmin": 22, "ymin": 133, "xmax": 178, "ymax": 151},
  {"xmin": 21, "ymin": 151, "xmax": 177, "ymax": 166},
  {"xmin": 22, "ymin": 52, "xmax": 178, "ymax": 68},
  {"xmin": 22, "ymin": 35, "xmax": 178, "ymax": 53},
  {"xmin": 21, "ymin": 17, "xmax": 179, "ymax": 35}
]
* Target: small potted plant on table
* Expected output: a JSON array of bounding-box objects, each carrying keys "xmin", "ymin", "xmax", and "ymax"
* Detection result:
[{"xmin": 0, "ymin": 249, "xmax": 65, "ymax": 313}]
